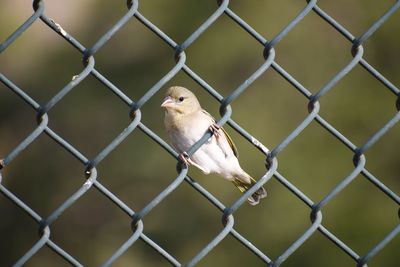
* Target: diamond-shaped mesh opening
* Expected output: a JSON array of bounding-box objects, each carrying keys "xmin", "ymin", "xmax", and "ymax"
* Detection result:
[
  {"xmin": 323, "ymin": 175, "xmax": 399, "ymax": 253},
  {"xmin": 143, "ymin": 183, "xmax": 224, "ymax": 262},
  {"xmin": 277, "ymin": 121, "xmax": 355, "ymax": 200},
  {"xmin": 2, "ymin": 135, "xmax": 84, "ymax": 215}
]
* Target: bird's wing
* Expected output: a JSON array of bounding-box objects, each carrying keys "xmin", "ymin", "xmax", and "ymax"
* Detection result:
[
  {"xmin": 221, "ymin": 127, "xmax": 239, "ymax": 158},
  {"xmin": 201, "ymin": 109, "xmax": 239, "ymax": 158}
]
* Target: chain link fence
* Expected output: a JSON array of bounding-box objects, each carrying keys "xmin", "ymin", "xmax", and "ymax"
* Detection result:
[{"xmin": 1, "ymin": 0, "xmax": 399, "ymax": 266}]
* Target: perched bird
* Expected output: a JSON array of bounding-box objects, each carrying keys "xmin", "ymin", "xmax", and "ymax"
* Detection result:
[{"xmin": 161, "ymin": 86, "xmax": 267, "ymax": 205}]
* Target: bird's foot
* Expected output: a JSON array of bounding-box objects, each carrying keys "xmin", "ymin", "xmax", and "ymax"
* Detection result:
[
  {"xmin": 178, "ymin": 151, "xmax": 190, "ymax": 166},
  {"xmin": 209, "ymin": 123, "xmax": 221, "ymax": 138}
]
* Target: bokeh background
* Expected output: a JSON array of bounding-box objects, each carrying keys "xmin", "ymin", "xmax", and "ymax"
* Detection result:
[{"xmin": 1, "ymin": 1, "xmax": 399, "ymax": 266}]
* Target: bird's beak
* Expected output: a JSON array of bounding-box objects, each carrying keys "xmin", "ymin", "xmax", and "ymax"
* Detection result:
[{"xmin": 161, "ymin": 96, "xmax": 174, "ymax": 108}]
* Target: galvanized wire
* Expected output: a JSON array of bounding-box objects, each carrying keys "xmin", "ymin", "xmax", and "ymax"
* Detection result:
[{"xmin": 1, "ymin": 0, "xmax": 399, "ymax": 266}]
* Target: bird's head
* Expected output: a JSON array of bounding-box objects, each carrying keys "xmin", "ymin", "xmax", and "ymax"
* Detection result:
[{"xmin": 161, "ymin": 86, "xmax": 201, "ymax": 115}]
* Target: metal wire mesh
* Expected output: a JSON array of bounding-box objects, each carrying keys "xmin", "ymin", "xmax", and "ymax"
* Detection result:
[{"xmin": 1, "ymin": 0, "xmax": 399, "ymax": 266}]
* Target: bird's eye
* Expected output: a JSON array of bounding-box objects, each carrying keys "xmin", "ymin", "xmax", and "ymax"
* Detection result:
[{"xmin": 178, "ymin": 96, "xmax": 184, "ymax": 102}]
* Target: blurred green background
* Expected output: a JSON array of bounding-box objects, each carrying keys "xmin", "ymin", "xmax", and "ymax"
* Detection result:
[{"xmin": 1, "ymin": 1, "xmax": 399, "ymax": 266}]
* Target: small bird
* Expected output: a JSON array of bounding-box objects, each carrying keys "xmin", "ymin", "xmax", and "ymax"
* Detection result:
[{"xmin": 161, "ymin": 86, "xmax": 267, "ymax": 205}]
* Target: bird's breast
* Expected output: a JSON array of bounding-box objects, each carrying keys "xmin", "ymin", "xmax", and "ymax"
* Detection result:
[{"xmin": 166, "ymin": 113, "xmax": 212, "ymax": 153}]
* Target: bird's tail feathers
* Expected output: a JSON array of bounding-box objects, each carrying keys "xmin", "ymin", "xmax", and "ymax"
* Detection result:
[{"xmin": 232, "ymin": 175, "xmax": 267, "ymax": 206}]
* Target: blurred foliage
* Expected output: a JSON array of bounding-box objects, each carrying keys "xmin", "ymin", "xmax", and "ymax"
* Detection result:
[{"xmin": 0, "ymin": 1, "xmax": 399, "ymax": 267}]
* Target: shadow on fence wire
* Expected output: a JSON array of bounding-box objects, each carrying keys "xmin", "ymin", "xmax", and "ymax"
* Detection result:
[{"xmin": 1, "ymin": 0, "xmax": 399, "ymax": 266}]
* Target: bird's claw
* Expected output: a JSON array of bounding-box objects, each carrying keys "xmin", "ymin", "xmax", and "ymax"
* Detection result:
[
  {"xmin": 178, "ymin": 152, "xmax": 190, "ymax": 166},
  {"xmin": 209, "ymin": 123, "xmax": 221, "ymax": 138}
]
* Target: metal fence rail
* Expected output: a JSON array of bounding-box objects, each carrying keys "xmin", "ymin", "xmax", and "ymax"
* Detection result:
[{"xmin": 1, "ymin": 0, "xmax": 399, "ymax": 266}]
